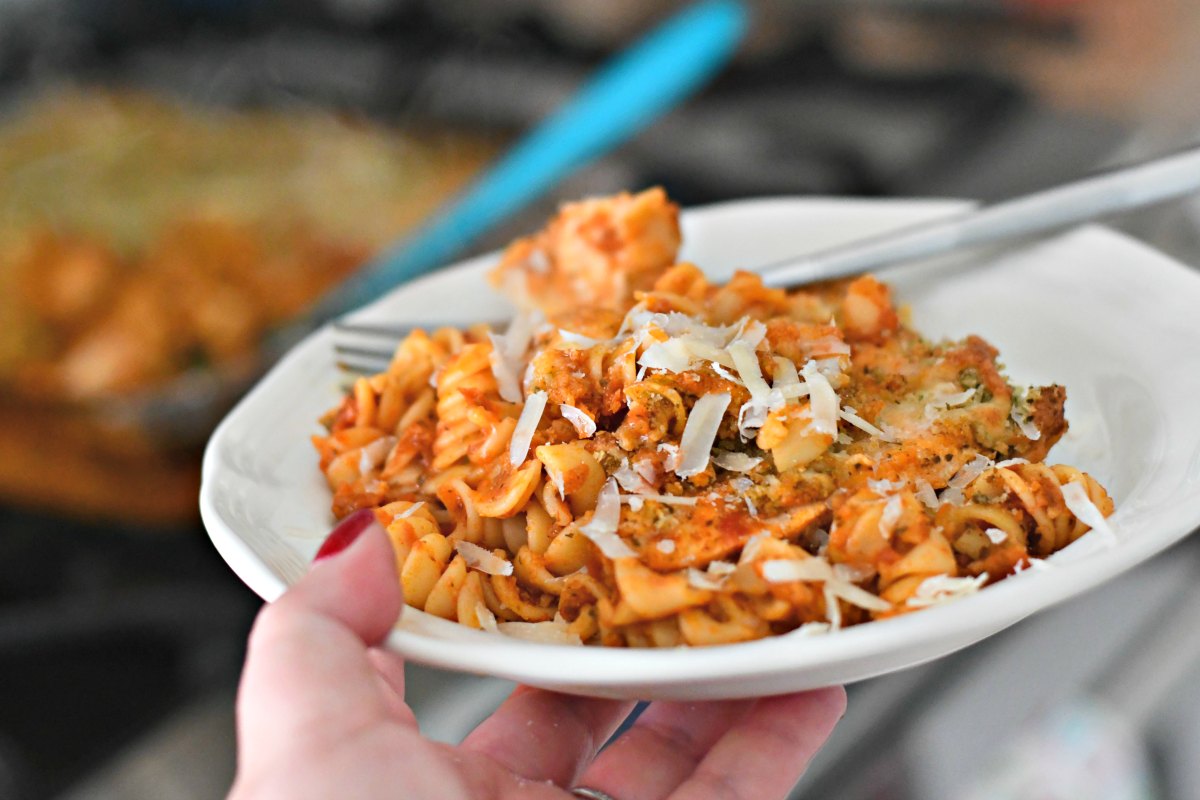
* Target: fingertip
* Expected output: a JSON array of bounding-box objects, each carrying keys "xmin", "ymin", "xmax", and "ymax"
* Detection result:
[
  {"xmin": 817, "ymin": 684, "xmax": 848, "ymax": 719},
  {"xmin": 313, "ymin": 508, "xmax": 380, "ymax": 562},
  {"xmin": 289, "ymin": 519, "xmax": 403, "ymax": 646}
]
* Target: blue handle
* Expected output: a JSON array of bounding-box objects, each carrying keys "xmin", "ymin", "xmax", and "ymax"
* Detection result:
[{"xmin": 318, "ymin": 0, "xmax": 747, "ymax": 318}]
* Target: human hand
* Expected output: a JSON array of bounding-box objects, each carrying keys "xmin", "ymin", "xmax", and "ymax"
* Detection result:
[{"xmin": 229, "ymin": 511, "xmax": 846, "ymax": 800}]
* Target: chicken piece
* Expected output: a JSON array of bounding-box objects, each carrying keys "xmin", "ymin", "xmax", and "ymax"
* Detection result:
[{"xmin": 490, "ymin": 187, "xmax": 681, "ymax": 316}]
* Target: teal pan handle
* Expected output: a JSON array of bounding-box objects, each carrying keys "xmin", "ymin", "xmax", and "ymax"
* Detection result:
[{"xmin": 314, "ymin": 0, "xmax": 748, "ymax": 319}]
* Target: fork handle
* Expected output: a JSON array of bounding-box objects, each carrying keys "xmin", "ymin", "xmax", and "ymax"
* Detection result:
[{"xmin": 758, "ymin": 144, "xmax": 1200, "ymax": 288}]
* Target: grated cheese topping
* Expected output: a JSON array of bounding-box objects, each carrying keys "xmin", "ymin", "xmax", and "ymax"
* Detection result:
[
  {"xmin": 915, "ymin": 479, "xmax": 939, "ymax": 509},
  {"xmin": 840, "ymin": 407, "xmax": 894, "ymax": 441},
  {"xmin": 455, "ymin": 540, "xmax": 514, "ymax": 576},
  {"xmin": 475, "ymin": 601, "xmax": 499, "ymax": 632},
  {"xmin": 621, "ymin": 493, "xmax": 698, "ymax": 507},
  {"xmin": 761, "ymin": 557, "xmax": 892, "ymax": 612},
  {"xmin": 801, "ymin": 360, "xmax": 839, "ymax": 435},
  {"xmin": 657, "ymin": 442, "xmax": 681, "ymax": 472},
  {"xmin": 393, "ymin": 502, "xmax": 424, "ymax": 521},
  {"xmin": 1061, "ymin": 481, "xmax": 1118, "ymax": 547},
  {"xmin": 906, "ymin": 573, "xmax": 988, "ymax": 607},
  {"xmin": 687, "ymin": 565, "xmax": 732, "ymax": 591},
  {"xmin": 676, "ymin": 392, "xmax": 732, "ymax": 478},
  {"xmin": 578, "ymin": 479, "xmax": 637, "ymax": 559},
  {"xmin": 939, "ymin": 454, "xmax": 994, "ymax": 506},
  {"xmin": 559, "ymin": 404, "xmax": 597, "ymax": 438},
  {"xmin": 489, "ymin": 309, "xmax": 542, "ymax": 403},
  {"xmin": 924, "ymin": 384, "xmax": 977, "ymax": 421},
  {"xmin": 614, "ymin": 458, "xmax": 653, "ymax": 494},
  {"xmin": 711, "ymin": 362, "xmax": 744, "ymax": 385},
  {"xmin": 713, "ymin": 451, "xmax": 762, "ymax": 472},
  {"xmin": 730, "ymin": 342, "xmax": 786, "ymax": 438},
  {"xmin": 509, "ymin": 390, "xmax": 548, "ymax": 466},
  {"xmin": 879, "ymin": 494, "xmax": 903, "ymax": 539},
  {"xmin": 497, "ymin": 617, "xmax": 583, "ymax": 646},
  {"xmin": 868, "ymin": 478, "xmax": 906, "ymax": 496},
  {"xmin": 546, "ymin": 461, "xmax": 567, "ymax": 499},
  {"xmin": 358, "ymin": 436, "xmax": 396, "ymax": 476},
  {"xmin": 1010, "ymin": 388, "xmax": 1042, "ymax": 441},
  {"xmin": 638, "ymin": 337, "xmax": 694, "ymax": 374},
  {"xmin": 824, "ymin": 584, "xmax": 843, "ymax": 630},
  {"xmin": 558, "ymin": 329, "xmax": 602, "ymax": 348}
]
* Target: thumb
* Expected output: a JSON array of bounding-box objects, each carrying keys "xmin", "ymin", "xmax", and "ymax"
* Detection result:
[{"xmin": 235, "ymin": 512, "xmax": 404, "ymax": 763}]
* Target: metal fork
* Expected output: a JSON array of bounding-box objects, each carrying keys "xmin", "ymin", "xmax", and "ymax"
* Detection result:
[
  {"xmin": 331, "ymin": 323, "xmax": 419, "ymax": 374},
  {"xmin": 332, "ymin": 142, "xmax": 1200, "ymax": 373}
]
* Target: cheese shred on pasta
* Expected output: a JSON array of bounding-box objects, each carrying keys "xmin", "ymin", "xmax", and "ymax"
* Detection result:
[{"xmin": 311, "ymin": 188, "xmax": 1115, "ymax": 647}]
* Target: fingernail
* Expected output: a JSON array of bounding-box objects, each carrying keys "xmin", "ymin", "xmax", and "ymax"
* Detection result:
[{"xmin": 314, "ymin": 508, "xmax": 379, "ymax": 563}]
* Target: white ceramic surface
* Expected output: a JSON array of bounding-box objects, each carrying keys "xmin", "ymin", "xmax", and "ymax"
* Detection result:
[{"xmin": 201, "ymin": 197, "xmax": 1200, "ymax": 701}]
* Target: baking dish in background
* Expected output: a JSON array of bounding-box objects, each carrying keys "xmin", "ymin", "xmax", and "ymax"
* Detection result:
[{"xmin": 0, "ymin": 89, "xmax": 499, "ymax": 524}]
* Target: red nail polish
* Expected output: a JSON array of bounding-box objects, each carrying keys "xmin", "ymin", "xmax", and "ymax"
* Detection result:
[{"xmin": 314, "ymin": 508, "xmax": 378, "ymax": 562}]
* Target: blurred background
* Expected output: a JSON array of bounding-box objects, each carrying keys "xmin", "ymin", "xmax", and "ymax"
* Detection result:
[{"xmin": 2, "ymin": 1, "xmax": 1200, "ymax": 798}]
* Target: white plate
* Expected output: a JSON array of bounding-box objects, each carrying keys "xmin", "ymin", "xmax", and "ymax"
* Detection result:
[{"xmin": 201, "ymin": 197, "xmax": 1200, "ymax": 701}]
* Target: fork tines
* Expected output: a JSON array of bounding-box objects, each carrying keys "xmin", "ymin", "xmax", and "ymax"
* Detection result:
[{"xmin": 332, "ymin": 321, "xmax": 410, "ymax": 375}]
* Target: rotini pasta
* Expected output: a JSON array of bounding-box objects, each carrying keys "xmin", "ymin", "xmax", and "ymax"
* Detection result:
[{"xmin": 311, "ymin": 188, "xmax": 1116, "ymax": 647}]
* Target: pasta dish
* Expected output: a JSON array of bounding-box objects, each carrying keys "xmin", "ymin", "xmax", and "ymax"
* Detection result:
[{"xmin": 313, "ymin": 189, "xmax": 1115, "ymax": 647}]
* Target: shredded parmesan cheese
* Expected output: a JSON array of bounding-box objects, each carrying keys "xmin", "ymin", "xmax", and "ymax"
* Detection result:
[
  {"xmin": 1010, "ymin": 389, "xmax": 1043, "ymax": 441},
  {"xmin": 801, "ymin": 360, "xmax": 839, "ymax": 435},
  {"xmin": 824, "ymin": 585, "xmax": 842, "ymax": 630},
  {"xmin": 761, "ymin": 557, "xmax": 892, "ymax": 613},
  {"xmin": 924, "ymin": 384, "xmax": 977, "ymax": 421},
  {"xmin": 744, "ymin": 495, "xmax": 758, "ymax": 516},
  {"xmin": 729, "ymin": 342, "xmax": 772, "ymax": 400},
  {"xmin": 475, "ymin": 602, "xmax": 499, "ymax": 632},
  {"xmin": 1061, "ymin": 481, "xmax": 1118, "ymax": 547},
  {"xmin": 868, "ymin": 478, "xmax": 906, "ymax": 496},
  {"xmin": 791, "ymin": 622, "xmax": 832, "ymax": 637},
  {"xmin": 730, "ymin": 342, "xmax": 786, "ymax": 438},
  {"xmin": 984, "ymin": 527, "xmax": 1008, "ymax": 544},
  {"xmin": 879, "ymin": 494, "xmax": 903, "ymax": 539},
  {"xmin": 614, "ymin": 458, "xmax": 653, "ymax": 494},
  {"xmin": 732, "ymin": 319, "xmax": 768, "ymax": 350},
  {"xmin": 621, "ymin": 493, "xmax": 698, "ymax": 507},
  {"xmin": 559, "ymin": 404, "xmax": 596, "ymax": 438},
  {"xmin": 558, "ymin": 329, "xmax": 602, "ymax": 347},
  {"xmin": 489, "ymin": 310, "xmax": 542, "ymax": 402},
  {"xmin": 578, "ymin": 479, "xmax": 637, "ymax": 559},
  {"xmin": 993, "ymin": 457, "xmax": 1030, "ymax": 470},
  {"xmin": 393, "ymin": 502, "xmax": 424, "ymax": 521},
  {"xmin": 939, "ymin": 454, "xmax": 994, "ymax": 506},
  {"xmin": 510, "ymin": 391, "xmax": 548, "ymax": 466},
  {"xmin": 657, "ymin": 442, "xmax": 681, "ymax": 472},
  {"xmin": 687, "ymin": 567, "xmax": 730, "ymax": 591},
  {"xmin": 712, "ymin": 451, "xmax": 762, "ymax": 472},
  {"xmin": 915, "ymin": 479, "xmax": 939, "ymax": 509},
  {"xmin": 906, "ymin": 573, "xmax": 988, "ymax": 607},
  {"xmin": 454, "ymin": 540, "xmax": 514, "ymax": 576},
  {"xmin": 546, "ymin": 462, "xmax": 567, "ymax": 499},
  {"xmin": 772, "ymin": 356, "xmax": 801, "ymax": 391},
  {"xmin": 676, "ymin": 392, "xmax": 731, "ymax": 478},
  {"xmin": 739, "ymin": 532, "xmax": 771, "ymax": 564},
  {"xmin": 840, "ymin": 407, "xmax": 894, "ymax": 440},
  {"xmin": 497, "ymin": 618, "xmax": 583, "ymax": 645},
  {"xmin": 711, "ymin": 362, "xmax": 744, "ymax": 385},
  {"xmin": 357, "ymin": 436, "xmax": 396, "ymax": 476},
  {"xmin": 638, "ymin": 337, "xmax": 694, "ymax": 373}
]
